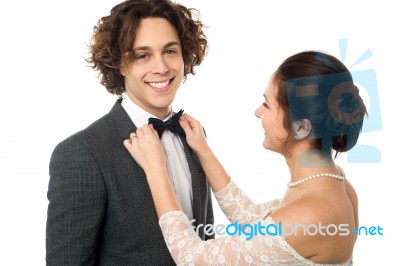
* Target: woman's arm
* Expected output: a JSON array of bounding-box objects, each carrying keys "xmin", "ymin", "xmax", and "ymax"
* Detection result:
[
  {"xmin": 158, "ymin": 211, "xmax": 301, "ymax": 265},
  {"xmin": 180, "ymin": 115, "xmax": 279, "ymax": 223},
  {"xmin": 178, "ymin": 114, "xmax": 231, "ymax": 192}
]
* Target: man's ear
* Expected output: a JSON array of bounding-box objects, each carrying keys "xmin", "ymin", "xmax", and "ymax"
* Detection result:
[
  {"xmin": 120, "ymin": 67, "xmax": 126, "ymax": 76},
  {"xmin": 292, "ymin": 119, "xmax": 312, "ymax": 140}
]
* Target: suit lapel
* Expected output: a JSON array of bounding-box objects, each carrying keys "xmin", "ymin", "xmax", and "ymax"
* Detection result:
[
  {"xmin": 108, "ymin": 99, "xmax": 155, "ymax": 207},
  {"xmin": 107, "ymin": 99, "xmax": 160, "ymax": 218},
  {"xmin": 109, "ymin": 99, "xmax": 137, "ymax": 139},
  {"xmin": 179, "ymin": 135, "xmax": 204, "ymax": 225}
]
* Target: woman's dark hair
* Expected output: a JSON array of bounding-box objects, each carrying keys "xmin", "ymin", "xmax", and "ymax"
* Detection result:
[
  {"xmin": 273, "ymin": 51, "xmax": 367, "ymax": 157},
  {"xmin": 86, "ymin": 0, "xmax": 208, "ymax": 95}
]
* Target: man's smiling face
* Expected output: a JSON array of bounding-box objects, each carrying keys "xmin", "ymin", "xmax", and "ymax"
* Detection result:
[{"xmin": 121, "ymin": 17, "xmax": 184, "ymax": 119}]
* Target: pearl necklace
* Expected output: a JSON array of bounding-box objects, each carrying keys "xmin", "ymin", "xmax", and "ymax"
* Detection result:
[{"xmin": 287, "ymin": 166, "xmax": 345, "ymax": 188}]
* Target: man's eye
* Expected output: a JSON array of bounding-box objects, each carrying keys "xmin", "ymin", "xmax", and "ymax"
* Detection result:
[
  {"xmin": 136, "ymin": 54, "xmax": 149, "ymax": 60},
  {"xmin": 164, "ymin": 49, "xmax": 176, "ymax": 55}
]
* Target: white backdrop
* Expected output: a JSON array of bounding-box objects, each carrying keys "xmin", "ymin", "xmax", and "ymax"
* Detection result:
[{"xmin": 1, "ymin": 0, "xmax": 399, "ymax": 265}]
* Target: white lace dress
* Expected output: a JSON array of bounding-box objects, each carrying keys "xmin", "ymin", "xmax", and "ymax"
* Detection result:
[{"xmin": 159, "ymin": 179, "xmax": 353, "ymax": 265}]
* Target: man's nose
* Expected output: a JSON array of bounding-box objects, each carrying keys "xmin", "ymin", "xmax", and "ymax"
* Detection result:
[{"xmin": 152, "ymin": 55, "xmax": 169, "ymax": 74}]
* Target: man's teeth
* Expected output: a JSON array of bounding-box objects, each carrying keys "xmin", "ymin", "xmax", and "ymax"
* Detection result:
[{"xmin": 148, "ymin": 80, "xmax": 170, "ymax": 88}]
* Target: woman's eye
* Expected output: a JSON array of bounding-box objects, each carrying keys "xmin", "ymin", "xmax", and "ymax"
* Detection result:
[{"xmin": 262, "ymin": 102, "xmax": 269, "ymax": 109}]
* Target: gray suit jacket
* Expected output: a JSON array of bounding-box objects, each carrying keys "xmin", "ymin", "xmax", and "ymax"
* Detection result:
[{"xmin": 46, "ymin": 99, "xmax": 214, "ymax": 265}]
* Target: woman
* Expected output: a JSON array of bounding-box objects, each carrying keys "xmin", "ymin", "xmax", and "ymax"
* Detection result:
[{"xmin": 124, "ymin": 51, "xmax": 367, "ymax": 265}]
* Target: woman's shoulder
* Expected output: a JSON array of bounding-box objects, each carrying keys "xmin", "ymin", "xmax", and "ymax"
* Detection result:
[{"xmin": 269, "ymin": 186, "xmax": 356, "ymax": 264}]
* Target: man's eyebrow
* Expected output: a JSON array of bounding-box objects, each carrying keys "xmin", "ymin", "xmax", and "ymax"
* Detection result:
[
  {"xmin": 163, "ymin": 41, "xmax": 180, "ymax": 49},
  {"xmin": 132, "ymin": 41, "xmax": 181, "ymax": 52},
  {"xmin": 132, "ymin": 46, "xmax": 151, "ymax": 52}
]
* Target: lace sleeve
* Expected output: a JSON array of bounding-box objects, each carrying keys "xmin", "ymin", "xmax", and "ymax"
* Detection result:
[
  {"xmin": 213, "ymin": 179, "xmax": 280, "ymax": 224},
  {"xmin": 159, "ymin": 211, "xmax": 311, "ymax": 266}
]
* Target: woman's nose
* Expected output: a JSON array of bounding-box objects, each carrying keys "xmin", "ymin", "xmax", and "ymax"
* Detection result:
[{"xmin": 254, "ymin": 106, "xmax": 263, "ymax": 119}]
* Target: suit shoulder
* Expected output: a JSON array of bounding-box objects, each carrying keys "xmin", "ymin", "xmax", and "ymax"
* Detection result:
[
  {"xmin": 51, "ymin": 113, "xmax": 114, "ymax": 158},
  {"xmin": 59, "ymin": 112, "xmax": 114, "ymax": 142}
]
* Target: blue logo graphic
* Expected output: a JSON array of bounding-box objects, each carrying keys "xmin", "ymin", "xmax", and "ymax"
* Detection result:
[
  {"xmin": 338, "ymin": 39, "xmax": 382, "ymax": 163},
  {"xmin": 286, "ymin": 40, "xmax": 382, "ymax": 164}
]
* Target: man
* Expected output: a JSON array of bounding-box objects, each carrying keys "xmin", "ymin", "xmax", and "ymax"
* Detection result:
[{"xmin": 46, "ymin": 0, "xmax": 214, "ymax": 264}]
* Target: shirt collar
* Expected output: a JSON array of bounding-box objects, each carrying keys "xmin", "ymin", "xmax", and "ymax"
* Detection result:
[{"xmin": 121, "ymin": 95, "xmax": 173, "ymax": 127}]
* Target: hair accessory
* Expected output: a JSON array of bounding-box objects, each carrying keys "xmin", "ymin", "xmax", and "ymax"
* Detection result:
[{"xmin": 287, "ymin": 165, "xmax": 345, "ymax": 188}]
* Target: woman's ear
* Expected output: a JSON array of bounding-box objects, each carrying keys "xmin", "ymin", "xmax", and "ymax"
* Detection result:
[{"xmin": 292, "ymin": 119, "xmax": 312, "ymax": 140}]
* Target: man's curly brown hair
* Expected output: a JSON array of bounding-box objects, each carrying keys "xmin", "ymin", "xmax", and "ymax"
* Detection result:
[{"xmin": 86, "ymin": 0, "xmax": 208, "ymax": 95}]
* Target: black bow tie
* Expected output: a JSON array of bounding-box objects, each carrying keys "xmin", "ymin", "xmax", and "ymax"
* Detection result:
[{"xmin": 148, "ymin": 109, "xmax": 185, "ymax": 139}]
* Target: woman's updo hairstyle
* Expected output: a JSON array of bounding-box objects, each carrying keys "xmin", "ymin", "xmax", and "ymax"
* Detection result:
[{"xmin": 274, "ymin": 51, "xmax": 367, "ymax": 157}]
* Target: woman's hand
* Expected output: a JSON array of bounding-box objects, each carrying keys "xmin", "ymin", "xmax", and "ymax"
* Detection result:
[
  {"xmin": 179, "ymin": 114, "xmax": 211, "ymax": 155},
  {"xmin": 180, "ymin": 113, "xmax": 231, "ymax": 192},
  {"xmin": 123, "ymin": 124, "xmax": 166, "ymax": 176}
]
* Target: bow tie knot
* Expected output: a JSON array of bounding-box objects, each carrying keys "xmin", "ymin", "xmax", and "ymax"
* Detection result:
[{"xmin": 148, "ymin": 109, "xmax": 185, "ymax": 139}]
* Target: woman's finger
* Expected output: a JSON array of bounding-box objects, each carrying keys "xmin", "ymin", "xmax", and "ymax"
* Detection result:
[
  {"xmin": 130, "ymin": 132, "xmax": 138, "ymax": 140},
  {"xmin": 179, "ymin": 115, "xmax": 192, "ymax": 133},
  {"xmin": 123, "ymin": 139, "xmax": 132, "ymax": 150},
  {"xmin": 136, "ymin": 127, "xmax": 144, "ymax": 138},
  {"xmin": 149, "ymin": 124, "xmax": 159, "ymax": 138},
  {"xmin": 181, "ymin": 114, "xmax": 203, "ymax": 135},
  {"xmin": 186, "ymin": 114, "xmax": 201, "ymax": 129}
]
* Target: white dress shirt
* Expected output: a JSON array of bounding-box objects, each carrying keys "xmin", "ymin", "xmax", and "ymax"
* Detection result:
[{"xmin": 121, "ymin": 96, "xmax": 193, "ymax": 220}]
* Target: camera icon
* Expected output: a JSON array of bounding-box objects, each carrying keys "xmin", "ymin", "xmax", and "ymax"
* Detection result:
[
  {"xmin": 339, "ymin": 39, "xmax": 382, "ymax": 163},
  {"xmin": 286, "ymin": 41, "xmax": 382, "ymax": 164},
  {"xmin": 347, "ymin": 69, "xmax": 382, "ymax": 163}
]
